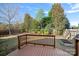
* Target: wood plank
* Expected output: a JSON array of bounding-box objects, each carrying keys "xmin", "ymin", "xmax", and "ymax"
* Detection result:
[{"xmin": 7, "ymin": 44, "xmax": 72, "ymax": 56}]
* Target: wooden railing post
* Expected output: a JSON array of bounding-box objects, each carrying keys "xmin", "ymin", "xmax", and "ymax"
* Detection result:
[
  {"xmin": 54, "ymin": 36, "xmax": 55, "ymax": 48},
  {"xmin": 18, "ymin": 36, "xmax": 20, "ymax": 49},
  {"xmin": 75, "ymin": 38, "xmax": 79, "ymax": 56},
  {"xmin": 26, "ymin": 35, "xmax": 27, "ymax": 44}
]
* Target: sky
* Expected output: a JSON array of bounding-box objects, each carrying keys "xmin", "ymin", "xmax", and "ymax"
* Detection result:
[{"xmin": 0, "ymin": 3, "xmax": 79, "ymax": 26}]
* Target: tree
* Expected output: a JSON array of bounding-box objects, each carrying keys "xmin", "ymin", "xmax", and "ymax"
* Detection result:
[
  {"xmin": 78, "ymin": 24, "xmax": 79, "ymax": 29},
  {"xmin": 35, "ymin": 9, "xmax": 45, "ymax": 21},
  {"xmin": 64, "ymin": 17, "xmax": 70, "ymax": 29},
  {"xmin": 0, "ymin": 23, "xmax": 7, "ymax": 30},
  {"xmin": 0, "ymin": 4, "xmax": 18, "ymax": 35},
  {"xmin": 31, "ymin": 19, "xmax": 39, "ymax": 30},
  {"xmin": 48, "ymin": 9, "xmax": 52, "ymax": 17},
  {"xmin": 19, "ymin": 23, "xmax": 25, "ymax": 33},
  {"xmin": 30, "ymin": 19, "xmax": 40, "ymax": 33},
  {"xmin": 48, "ymin": 6, "xmax": 53, "ymax": 17},
  {"xmin": 41, "ymin": 17, "xmax": 52, "ymax": 28},
  {"xmin": 23, "ymin": 13, "xmax": 33, "ymax": 33},
  {"xmin": 35, "ymin": 9, "xmax": 45, "ymax": 29},
  {"xmin": 52, "ymin": 3, "xmax": 70, "ymax": 35},
  {"xmin": 48, "ymin": 5, "xmax": 55, "ymax": 34},
  {"xmin": 14, "ymin": 20, "xmax": 20, "ymax": 30}
]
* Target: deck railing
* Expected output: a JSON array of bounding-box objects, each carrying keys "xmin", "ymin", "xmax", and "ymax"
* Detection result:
[
  {"xmin": 74, "ymin": 34, "xmax": 79, "ymax": 56},
  {"xmin": 17, "ymin": 33, "xmax": 55, "ymax": 49},
  {"xmin": 17, "ymin": 33, "xmax": 79, "ymax": 56}
]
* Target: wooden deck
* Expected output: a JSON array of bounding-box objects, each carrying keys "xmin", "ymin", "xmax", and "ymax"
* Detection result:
[{"xmin": 7, "ymin": 44, "xmax": 72, "ymax": 56}]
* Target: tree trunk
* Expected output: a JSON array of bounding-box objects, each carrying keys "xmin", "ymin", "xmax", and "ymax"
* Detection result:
[{"xmin": 8, "ymin": 21, "xmax": 11, "ymax": 35}]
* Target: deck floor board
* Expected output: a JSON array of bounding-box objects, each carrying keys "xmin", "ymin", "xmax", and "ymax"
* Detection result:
[{"xmin": 7, "ymin": 44, "xmax": 72, "ymax": 56}]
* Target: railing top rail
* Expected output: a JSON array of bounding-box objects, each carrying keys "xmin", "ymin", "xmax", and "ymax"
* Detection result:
[{"xmin": 18, "ymin": 33, "xmax": 55, "ymax": 37}]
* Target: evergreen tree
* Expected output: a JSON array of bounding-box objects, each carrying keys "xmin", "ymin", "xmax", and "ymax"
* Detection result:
[
  {"xmin": 64, "ymin": 17, "xmax": 70, "ymax": 29},
  {"xmin": 48, "ymin": 9, "xmax": 52, "ymax": 17},
  {"xmin": 52, "ymin": 3, "xmax": 70, "ymax": 35},
  {"xmin": 48, "ymin": 5, "xmax": 54, "ymax": 17},
  {"xmin": 48, "ymin": 5, "xmax": 54, "ymax": 34}
]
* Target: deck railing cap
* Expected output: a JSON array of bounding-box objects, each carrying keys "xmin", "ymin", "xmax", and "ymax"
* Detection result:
[{"xmin": 18, "ymin": 33, "xmax": 55, "ymax": 37}]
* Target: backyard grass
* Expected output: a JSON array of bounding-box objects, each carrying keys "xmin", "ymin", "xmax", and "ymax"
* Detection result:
[{"xmin": 0, "ymin": 37, "xmax": 18, "ymax": 56}]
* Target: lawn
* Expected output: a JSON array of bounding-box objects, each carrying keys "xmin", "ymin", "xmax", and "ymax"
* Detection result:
[{"xmin": 0, "ymin": 37, "xmax": 18, "ymax": 56}]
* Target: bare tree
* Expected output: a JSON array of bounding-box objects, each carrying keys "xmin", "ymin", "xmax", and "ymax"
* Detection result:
[{"xmin": 0, "ymin": 4, "xmax": 19, "ymax": 35}]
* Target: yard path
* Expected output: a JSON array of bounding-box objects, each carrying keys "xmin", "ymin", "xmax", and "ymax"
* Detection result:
[{"xmin": 0, "ymin": 35, "xmax": 17, "ymax": 39}]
